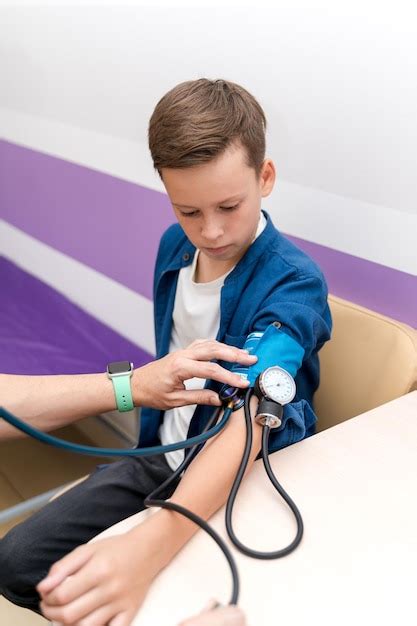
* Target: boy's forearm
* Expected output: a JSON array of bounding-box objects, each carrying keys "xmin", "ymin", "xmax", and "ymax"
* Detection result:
[
  {"xmin": 129, "ymin": 397, "xmax": 262, "ymax": 573},
  {"xmin": 0, "ymin": 372, "xmax": 117, "ymax": 440}
]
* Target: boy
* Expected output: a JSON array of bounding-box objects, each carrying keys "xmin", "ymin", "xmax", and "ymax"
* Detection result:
[{"xmin": 0, "ymin": 78, "xmax": 331, "ymax": 625}]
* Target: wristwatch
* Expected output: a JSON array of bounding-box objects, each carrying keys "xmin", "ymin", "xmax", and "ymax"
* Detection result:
[{"xmin": 106, "ymin": 361, "xmax": 134, "ymax": 412}]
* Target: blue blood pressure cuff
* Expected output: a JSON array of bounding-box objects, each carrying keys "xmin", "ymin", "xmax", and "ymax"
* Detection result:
[{"xmin": 231, "ymin": 323, "xmax": 305, "ymax": 385}]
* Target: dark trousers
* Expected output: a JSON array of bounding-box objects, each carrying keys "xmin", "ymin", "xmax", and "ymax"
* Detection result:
[{"xmin": 0, "ymin": 453, "xmax": 176, "ymax": 614}]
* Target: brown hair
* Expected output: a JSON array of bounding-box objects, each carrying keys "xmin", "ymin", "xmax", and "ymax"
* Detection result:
[{"xmin": 148, "ymin": 78, "xmax": 267, "ymax": 179}]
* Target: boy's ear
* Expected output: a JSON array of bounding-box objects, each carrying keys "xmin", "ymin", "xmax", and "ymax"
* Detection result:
[{"xmin": 259, "ymin": 159, "xmax": 276, "ymax": 197}]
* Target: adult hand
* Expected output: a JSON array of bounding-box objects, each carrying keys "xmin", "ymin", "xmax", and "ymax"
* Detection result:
[{"xmin": 132, "ymin": 339, "xmax": 257, "ymax": 410}]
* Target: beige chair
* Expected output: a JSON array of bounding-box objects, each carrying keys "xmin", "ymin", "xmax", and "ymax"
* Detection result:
[{"xmin": 314, "ymin": 294, "xmax": 417, "ymax": 432}]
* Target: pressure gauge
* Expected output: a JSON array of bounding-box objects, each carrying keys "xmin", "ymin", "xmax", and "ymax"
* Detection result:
[{"xmin": 255, "ymin": 366, "xmax": 296, "ymax": 405}]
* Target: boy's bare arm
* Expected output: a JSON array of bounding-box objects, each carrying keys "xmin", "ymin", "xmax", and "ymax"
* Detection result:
[
  {"xmin": 37, "ymin": 397, "xmax": 262, "ymax": 625},
  {"xmin": 129, "ymin": 395, "xmax": 262, "ymax": 574}
]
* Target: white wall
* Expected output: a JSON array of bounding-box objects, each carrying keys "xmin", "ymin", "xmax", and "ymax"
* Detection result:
[{"xmin": 1, "ymin": 1, "xmax": 416, "ymax": 275}]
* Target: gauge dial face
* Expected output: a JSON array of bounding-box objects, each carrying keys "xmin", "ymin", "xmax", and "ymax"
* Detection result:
[{"xmin": 260, "ymin": 366, "xmax": 296, "ymax": 405}]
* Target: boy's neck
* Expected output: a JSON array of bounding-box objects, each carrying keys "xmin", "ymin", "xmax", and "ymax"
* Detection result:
[{"xmin": 194, "ymin": 252, "xmax": 236, "ymax": 283}]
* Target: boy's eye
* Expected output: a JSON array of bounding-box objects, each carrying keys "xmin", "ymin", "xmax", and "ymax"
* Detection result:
[
  {"xmin": 219, "ymin": 204, "xmax": 239, "ymax": 211},
  {"xmin": 180, "ymin": 210, "xmax": 198, "ymax": 217},
  {"xmin": 179, "ymin": 203, "xmax": 239, "ymax": 217}
]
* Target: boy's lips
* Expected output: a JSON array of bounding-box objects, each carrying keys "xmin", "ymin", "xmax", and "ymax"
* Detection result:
[{"xmin": 202, "ymin": 245, "xmax": 232, "ymax": 256}]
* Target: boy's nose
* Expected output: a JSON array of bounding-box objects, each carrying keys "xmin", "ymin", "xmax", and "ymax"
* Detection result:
[{"xmin": 201, "ymin": 220, "xmax": 224, "ymax": 242}]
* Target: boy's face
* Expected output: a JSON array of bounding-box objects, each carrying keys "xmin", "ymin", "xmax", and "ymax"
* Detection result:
[{"xmin": 161, "ymin": 142, "xmax": 276, "ymax": 270}]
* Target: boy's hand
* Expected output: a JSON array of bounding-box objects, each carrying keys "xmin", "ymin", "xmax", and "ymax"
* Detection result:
[
  {"xmin": 37, "ymin": 534, "xmax": 246, "ymax": 626},
  {"xmin": 37, "ymin": 530, "xmax": 159, "ymax": 626},
  {"xmin": 37, "ymin": 536, "xmax": 246, "ymax": 626},
  {"xmin": 132, "ymin": 339, "xmax": 257, "ymax": 410}
]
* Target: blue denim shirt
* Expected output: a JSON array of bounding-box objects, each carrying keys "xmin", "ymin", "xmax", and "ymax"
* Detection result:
[{"xmin": 138, "ymin": 211, "xmax": 332, "ymax": 454}]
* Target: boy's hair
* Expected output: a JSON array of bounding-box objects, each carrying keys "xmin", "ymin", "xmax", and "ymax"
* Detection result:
[{"xmin": 148, "ymin": 78, "xmax": 267, "ymax": 179}]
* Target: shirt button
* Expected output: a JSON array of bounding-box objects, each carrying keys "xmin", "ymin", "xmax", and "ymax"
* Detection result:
[{"xmin": 182, "ymin": 253, "xmax": 190, "ymax": 262}]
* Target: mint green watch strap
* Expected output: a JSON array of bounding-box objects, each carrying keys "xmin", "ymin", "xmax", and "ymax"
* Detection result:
[{"xmin": 111, "ymin": 375, "xmax": 134, "ymax": 412}]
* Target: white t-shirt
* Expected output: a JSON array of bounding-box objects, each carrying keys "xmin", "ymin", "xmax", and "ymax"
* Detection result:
[{"xmin": 159, "ymin": 212, "xmax": 267, "ymax": 470}]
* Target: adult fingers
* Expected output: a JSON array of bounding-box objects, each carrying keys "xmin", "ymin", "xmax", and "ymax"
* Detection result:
[
  {"xmin": 180, "ymin": 361, "xmax": 251, "ymax": 389},
  {"xmin": 186, "ymin": 340, "xmax": 257, "ymax": 365},
  {"xmin": 176, "ymin": 389, "xmax": 222, "ymax": 407}
]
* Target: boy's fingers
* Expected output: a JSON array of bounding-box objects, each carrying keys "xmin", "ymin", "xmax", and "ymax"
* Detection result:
[
  {"xmin": 37, "ymin": 547, "xmax": 92, "ymax": 594},
  {"xmin": 41, "ymin": 562, "xmax": 97, "ymax": 607}
]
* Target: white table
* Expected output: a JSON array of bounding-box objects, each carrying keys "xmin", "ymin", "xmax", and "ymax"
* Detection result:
[{"xmin": 90, "ymin": 392, "xmax": 417, "ymax": 626}]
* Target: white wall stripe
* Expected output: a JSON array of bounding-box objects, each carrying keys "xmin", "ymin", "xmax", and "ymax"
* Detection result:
[
  {"xmin": 1, "ymin": 107, "xmax": 416, "ymax": 276},
  {"xmin": 265, "ymin": 182, "xmax": 417, "ymax": 276},
  {"xmin": 0, "ymin": 107, "xmax": 159, "ymax": 192},
  {"xmin": 0, "ymin": 220, "xmax": 156, "ymax": 356}
]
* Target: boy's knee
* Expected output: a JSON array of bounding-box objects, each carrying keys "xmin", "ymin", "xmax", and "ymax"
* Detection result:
[{"xmin": 0, "ymin": 525, "xmax": 44, "ymax": 608}]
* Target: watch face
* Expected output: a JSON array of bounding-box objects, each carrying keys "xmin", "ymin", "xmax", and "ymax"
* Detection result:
[
  {"xmin": 107, "ymin": 361, "xmax": 132, "ymax": 375},
  {"xmin": 260, "ymin": 366, "xmax": 296, "ymax": 405}
]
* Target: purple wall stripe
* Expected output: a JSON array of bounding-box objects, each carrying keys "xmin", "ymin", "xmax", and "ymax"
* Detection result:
[
  {"xmin": 0, "ymin": 140, "xmax": 175, "ymax": 300},
  {"xmin": 1, "ymin": 140, "xmax": 416, "ymax": 328},
  {"xmin": 0, "ymin": 256, "xmax": 152, "ymax": 376},
  {"xmin": 287, "ymin": 236, "xmax": 417, "ymax": 329}
]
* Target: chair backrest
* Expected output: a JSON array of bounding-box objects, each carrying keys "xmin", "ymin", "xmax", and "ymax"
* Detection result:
[{"xmin": 314, "ymin": 295, "xmax": 417, "ymax": 431}]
